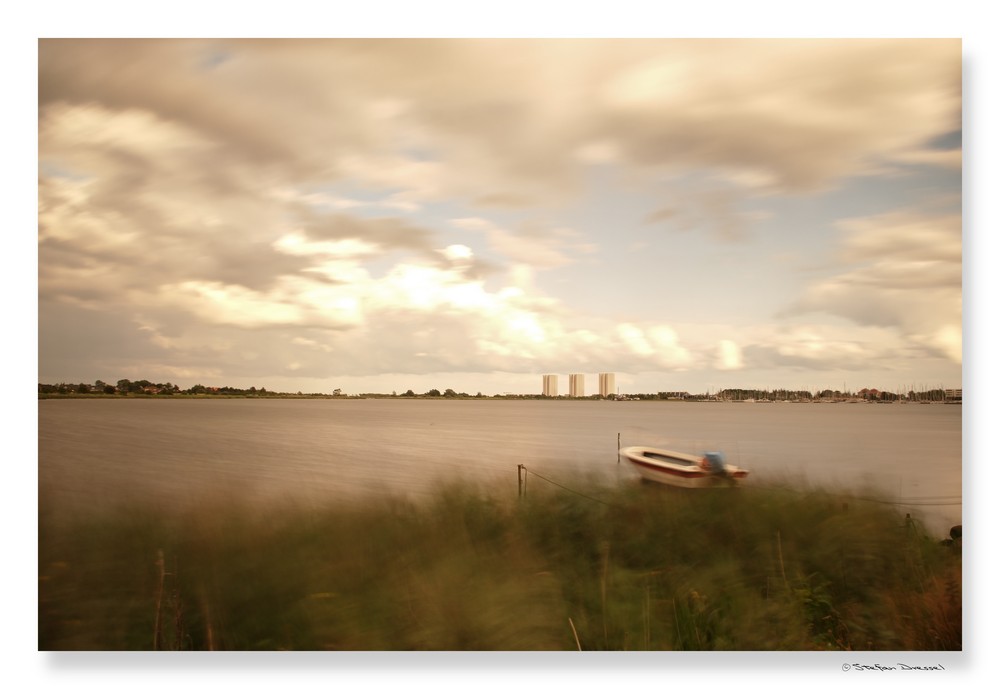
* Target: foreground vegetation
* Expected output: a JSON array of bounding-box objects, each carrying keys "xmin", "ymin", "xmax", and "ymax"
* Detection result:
[{"xmin": 38, "ymin": 480, "xmax": 961, "ymax": 651}]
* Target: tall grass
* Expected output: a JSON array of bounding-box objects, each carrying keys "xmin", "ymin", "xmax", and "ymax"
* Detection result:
[{"xmin": 38, "ymin": 478, "xmax": 961, "ymax": 650}]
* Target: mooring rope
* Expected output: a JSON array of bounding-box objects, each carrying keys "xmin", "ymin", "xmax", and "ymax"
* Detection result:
[
  {"xmin": 520, "ymin": 466, "xmax": 613, "ymax": 506},
  {"xmin": 848, "ymin": 495, "xmax": 963, "ymax": 507},
  {"xmin": 517, "ymin": 465, "xmax": 961, "ymax": 510}
]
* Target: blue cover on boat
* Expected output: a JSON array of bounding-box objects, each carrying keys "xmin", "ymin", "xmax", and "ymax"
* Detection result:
[{"xmin": 704, "ymin": 451, "xmax": 725, "ymax": 474}]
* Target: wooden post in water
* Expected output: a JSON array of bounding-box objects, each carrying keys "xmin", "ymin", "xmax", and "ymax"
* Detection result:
[
  {"xmin": 518, "ymin": 464, "xmax": 525, "ymax": 498},
  {"xmin": 617, "ymin": 433, "xmax": 621, "ymax": 463}
]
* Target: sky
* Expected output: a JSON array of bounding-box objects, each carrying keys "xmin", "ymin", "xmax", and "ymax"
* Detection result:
[{"xmin": 37, "ymin": 37, "xmax": 964, "ymax": 396}]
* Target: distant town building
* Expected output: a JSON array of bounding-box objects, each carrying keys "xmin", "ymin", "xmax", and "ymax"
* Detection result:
[
  {"xmin": 542, "ymin": 374, "xmax": 559, "ymax": 397},
  {"xmin": 569, "ymin": 373, "xmax": 585, "ymax": 398},
  {"xmin": 599, "ymin": 372, "xmax": 615, "ymax": 397}
]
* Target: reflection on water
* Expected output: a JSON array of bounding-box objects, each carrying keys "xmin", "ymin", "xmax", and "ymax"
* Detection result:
[{"xmin": 38, "ymin": 398, "xmax": 962, "ymax": 535}]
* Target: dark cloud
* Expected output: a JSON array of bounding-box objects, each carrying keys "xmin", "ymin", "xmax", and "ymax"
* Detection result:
[
  {"xmin": 295, "ymin": 212, "xmax": 436, "ymax": 255},
  {"xmin": 201, "ymin": 235, "xmax": 312, "ymax": 290},
  {"xmin": 739, "ymin": 343, "xmax": 905, "ymax": 375},
  {"xmin": 594, "ymin": 39, "xmax": 960, "ymax": 192},
  {"xmin": 642, "ymin": 188, "xmax": 761, "ymax": 242},
  {"xmin": 40, "ymin": 39, "xmax": 961, "ymax": 206},
  {"xmin": 39, "ymin": 40, "xmax": 332, "ymax": 177},
  {"xmin": 39, "ymin": 300, "xmax": 173, "ymax": 381}
]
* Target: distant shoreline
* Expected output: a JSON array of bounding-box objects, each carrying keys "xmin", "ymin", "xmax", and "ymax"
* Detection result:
[{"xmin": 37, "ymin": 393, "xmax": 962, "ymax": 404}]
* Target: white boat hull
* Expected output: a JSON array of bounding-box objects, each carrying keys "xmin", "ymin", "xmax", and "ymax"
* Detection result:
[{"xmin": 620, "ymin": 446, "xmax": 749, "ymax": 488}]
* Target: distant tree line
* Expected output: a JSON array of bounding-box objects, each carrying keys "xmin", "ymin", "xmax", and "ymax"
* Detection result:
[
  {"xmin": 38, "ymin": 379, "xmax": 275, "ymax": 397},
  {"xmin": 399, "ymin": 388, "xmax": 484, "ymax": 398}
]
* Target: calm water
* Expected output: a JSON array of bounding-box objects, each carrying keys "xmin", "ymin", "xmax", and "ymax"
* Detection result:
[{"xmin": 38, "ymin": 398, "xmax": 963, "ymax": 535}]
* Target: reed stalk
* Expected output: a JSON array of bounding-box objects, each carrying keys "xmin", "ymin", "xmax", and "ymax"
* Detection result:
[
  {"xmin": 568, "ymin": 617, "xmax": 582, "ymax": 651},
  {"xmin": 777, "ymin": 530, "xmax": 789, "ymax": 591},
  {"xmin": 153, "ymin": 549, "xmax": 165, "ymax": 650}
]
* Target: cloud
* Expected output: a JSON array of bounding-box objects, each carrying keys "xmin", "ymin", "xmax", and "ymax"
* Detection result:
[
  {"xmin": 643, "ymin": 184, "xmax": 772, "ymax": 242},
  {"xmin": 838, "ymin": 211, "xmax": 962, "ymax": 265},
  {"xmin": 39, "ymin": 101, "xmax": 308, "ymax": 301},
  {"xmin": 40, "ymin": 39, "xmax": 960, "ymax": 208},
  {"xmin": 599, "ymin": 39, "xmax": 960, "ymax": 191},
  {"xmin": 615, "ymin": 323, "xmax": 695, "ymax": 369},
  {"xmin": 273, "ymin": 232, "xmax": 381, "ymax": 260},
  {"xmin": 163, "ymin": 278, "xmax": 364, "ymax": 330},
  {"xmin": 450, "ymin": 217, "xmax": 589, "ymax": 269},
  {"xmin": 783, "ymin": 210, "xmax": 961, "ymax": 362},
  {"xmin": 441, "ymin": 244, "xmax": 474, "ymax": 261},
  {"xmin": 715, "ymin": 340, "xmax": 744, "ymax": 370}
]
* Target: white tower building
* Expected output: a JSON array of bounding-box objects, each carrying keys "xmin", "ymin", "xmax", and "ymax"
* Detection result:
[
  {"xmin": 569, "ymin": 373, "xmax": 585, "ymax": 398},
  {"xmin": 599, "ymin": 372, "xmax": 616, "ymax": 397},
  {"xmin": 542, "ymin": 374, "xmax": 559, "ymax": 397}
]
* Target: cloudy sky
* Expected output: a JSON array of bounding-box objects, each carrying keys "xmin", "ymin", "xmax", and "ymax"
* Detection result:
[{"xmin": 38, "ymin": 37, "xmax": 963, "ymax": 395}]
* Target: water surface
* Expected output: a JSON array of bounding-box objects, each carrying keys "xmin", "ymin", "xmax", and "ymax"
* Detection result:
[{"xmin": 38, "ymin": 398, "xmax": 962, "ymax": 535}]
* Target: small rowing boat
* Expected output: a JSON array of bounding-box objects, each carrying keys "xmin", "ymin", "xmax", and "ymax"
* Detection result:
[{"xmin": 619, "ymin": 446, "xmax": 749, "ymax": 488}]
